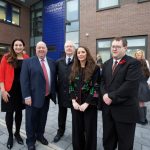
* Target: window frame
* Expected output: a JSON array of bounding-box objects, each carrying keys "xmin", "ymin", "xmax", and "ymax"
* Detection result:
[
  {"xmin": 138, "ymin": 0, "xmax": 150, "ymax": 3},
  {"xmin": 97, "ymin": 0, "xmax": 120, "ymax": 11},
  {"xmin": 0, "ymin": 0, "xmax": 20, "ymax": 26},
  {"xmin": 96, "ymin": 35, "xmax": 148, "ymax": 63}
]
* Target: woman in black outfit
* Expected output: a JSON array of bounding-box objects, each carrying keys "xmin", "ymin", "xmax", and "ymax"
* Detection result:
[
  {"xmin": 0, "ymin": 39, "xmax": 29, "ymax": 149},
  {"xmin": 69, "ymin": 46, "xmax": 101, "ymax": 150},
  {"xmin": 135, "ymin": 49, "xmax": 150, "ymax": 125}
]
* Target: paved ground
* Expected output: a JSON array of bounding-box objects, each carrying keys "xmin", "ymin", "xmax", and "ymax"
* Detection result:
[{"xmin": 0, "ymin": 93, "xmax": 150, "ymax": 150}]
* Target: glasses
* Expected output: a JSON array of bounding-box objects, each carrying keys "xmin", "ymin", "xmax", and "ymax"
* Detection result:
[{"xmin": 111, "ymin": 46, "xmax": 123, "ymax": 50}]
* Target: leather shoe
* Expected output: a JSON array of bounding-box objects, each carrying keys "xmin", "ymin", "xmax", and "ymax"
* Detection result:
[
  {"xmin": 28, "ymin": 145, "xmax": 36, "ymax": 150},
  {"xmin": 7, "ymin": 136, "xmax": 13, "ymax": 149},
  {"xmin": 14, "ymin": 133, "xmax": 24, "ymax": 145},
  {"xmin": 53, "ymin": 133, "xmax": 63, "ymax": 143},
  {"xmin": 37, "ymin": 136, "xmax": 48, "ymax": 145}
]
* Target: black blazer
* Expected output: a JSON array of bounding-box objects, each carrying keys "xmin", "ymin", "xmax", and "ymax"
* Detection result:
[
  {"xmin": 101, "ymin": 55, "xmax": 141, "ymax": 123},
  {"xmin": 20, "ymin": 56, "xmax": 56, "ymax": 108},
  {"xmin": 56, "ymin": 57, "xmax": 73, "ymax": 107}
]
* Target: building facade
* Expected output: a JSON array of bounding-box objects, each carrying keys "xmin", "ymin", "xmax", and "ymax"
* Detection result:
[
  {"xmin": 0, "ymin": 0, "xmax": 150, "ymax": 62},
  {"xmin": 0, "ymin": 0, "xmax": 30, "ymax": 60}
]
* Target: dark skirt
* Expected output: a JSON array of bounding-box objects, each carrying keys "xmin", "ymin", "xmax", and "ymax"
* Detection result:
[{"xmin": 138, "ymin": 81, "xmax": 150, "ymax": 102}]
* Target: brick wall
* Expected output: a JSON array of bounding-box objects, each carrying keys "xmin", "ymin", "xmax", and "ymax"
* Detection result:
[
  {"xmin": 80, "ymin": 0, "xmax": 150, "ymax": 61},
  {"xmin": 0, "ymin": 2, "xmax": 30, "ymax": 54}
]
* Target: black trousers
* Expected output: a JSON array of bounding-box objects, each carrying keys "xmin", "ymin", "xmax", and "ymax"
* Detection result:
[
  {"xmin": 57, "ymin": 105, "xmax": 67, "ymax": 135},
  {"xmin": 102, "ymin": 110, "xmax": 136, "ymax": 150},
  {"xmin": 25, "ymin": 97, "xmax": 50, "ymax": 146},
  {"xmin": 72, "ymin": 106, "xmax": 97, "ymax": 150}
]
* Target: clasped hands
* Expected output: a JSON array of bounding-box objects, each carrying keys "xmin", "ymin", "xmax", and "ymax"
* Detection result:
[{"xmin": 72, "ymin": 99, "xmax": 89, "ymax": 112}]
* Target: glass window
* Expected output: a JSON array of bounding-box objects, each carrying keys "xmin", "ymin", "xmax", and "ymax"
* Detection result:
[
  {"xmin": 0, "ymin": 44, "xmax": 9, "ymax": 61},
  {"xmin": 97, "ymin": 0, "xmax": 119, "ymax": 10},
  {"xmin": 0, "ymin": 1, "xmax": 20, "ymax": 25},
  {"xmin": 12, "ymin": 6, "xmax": 20, "ymax": 25},
  {"xmin": 138, "ymin": 0, "xmax": 150, "ymax": 3},
  {"xmin": 66, "ymin": 0, "xmax": 79, "ymax": 47},
  {"xmin": 0, "ymin": 1, "xmax": 6, "ymax": 21},
  {"xmin": 66, "ymin": 21, "xmax": 79, "ymax": 32},
  {"xmin": 66, "ymin": 0, "xmax": 78, "ymax": 21},
  {"xmin": 126, "ymin": 37, "xmax": 147, "ymax": 57},
  {"xmin": 97, "ymin": 36, "xmax": 147, "ymax": 63},
  {"xmin": 66, "ymin": 31, "xmax": 79, "ymax": 47},
  {"xmin": 31, "ymin": 1, "xmax": 43, "ymax": 37},
  {"xmin": 97, "ymin": 39, "xmax": 112, "ymax": 62}
]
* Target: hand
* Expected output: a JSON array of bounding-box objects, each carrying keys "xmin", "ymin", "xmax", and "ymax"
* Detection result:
[
  {"xmin": 103, "ymin": 93, "xmax": 112, "ymax": 105},
  {"xmin": 72, "ymin": 99, "xmax": 80, "ymax": 110},
  {"xmin": 1, "ymin": 91, "xmax": 10, "ymax": 103},
  {"xmin": 25, "ymin": 98, "xmax": 32, "ymax": 106},
  {"xmin": 79, "ymin": 103, "xmax": 89, "ymax": 112}
]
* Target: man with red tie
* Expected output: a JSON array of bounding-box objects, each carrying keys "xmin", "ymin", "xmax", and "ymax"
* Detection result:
[
  {"xmin": 101, "ymin": 37, "xmax": 141, "ymax": 150},
  {"xmin": 20, "ymin": 41, "xmax": 56, "ymax": 150}
]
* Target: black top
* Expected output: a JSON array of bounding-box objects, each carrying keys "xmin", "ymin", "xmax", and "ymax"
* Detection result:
[{"xmin": 69, "ymin": 66, "xmax": 101, "ymax": 107}]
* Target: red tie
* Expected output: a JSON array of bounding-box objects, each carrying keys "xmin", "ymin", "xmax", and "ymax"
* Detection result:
[
  {"xmin": 112, "ymin": 60, "xmax": 118, "ymax": 74},
  {"xmin": 41, "ymin": 59, "xmax": 49, "ymax": 96}
]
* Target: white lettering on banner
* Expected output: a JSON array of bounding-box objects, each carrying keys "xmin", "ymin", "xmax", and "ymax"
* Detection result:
[{"xmin": 45, "ymin": 2, "xmax": 64, "ymax": 13}]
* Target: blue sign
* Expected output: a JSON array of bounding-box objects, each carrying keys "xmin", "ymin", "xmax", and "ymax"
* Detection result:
[{"xmin": 43, "ymin": 0, "xmax": 65, "ymax": 60}]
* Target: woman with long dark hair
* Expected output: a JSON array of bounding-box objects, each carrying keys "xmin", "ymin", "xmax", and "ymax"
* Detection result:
[
  {"xmin": 69, "ymin": 46, "xmax": 101, "ymax": 150},
  {"xmin": 0, "ymin": 39, "xmax": 29, "ymax": 149}
]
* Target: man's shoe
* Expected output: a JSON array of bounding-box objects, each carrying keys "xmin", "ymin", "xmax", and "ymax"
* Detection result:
[
  {"xmin": 14, "ymin": 133, "xmax": 24, "ymax": 145},
  {"xmin": 53, "ymin": 133, "xmax": 63, "ymax": 143},
  {"xmin": 28, "ymin": 145, "xmax": 36, "ymax": 150},
  {"xmin": 37, "ymin": 136, "xmax": 48, "ymax": 145}
]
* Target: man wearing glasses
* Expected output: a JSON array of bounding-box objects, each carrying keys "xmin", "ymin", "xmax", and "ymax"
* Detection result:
[{"xmin": 101, "ymin": 37, "xmax": 141, "ymax": 150}]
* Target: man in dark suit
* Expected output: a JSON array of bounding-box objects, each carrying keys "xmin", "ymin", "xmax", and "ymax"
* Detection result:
[
  {"xmin": 101, "ymin": 37, "xmax": 141, "ymax": 150},
  {"xmin": 53, "ymin": 41, "xmax": 75, "ymax": 142},
  {"xmin": 20, "ymin": 41, "xmax": 56, "ymax": 150}
]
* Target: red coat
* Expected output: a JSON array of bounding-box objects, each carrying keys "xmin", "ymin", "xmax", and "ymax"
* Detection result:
[{"xmin": 0, "ymin": 54, "xmax": 29, "ymax": 91}]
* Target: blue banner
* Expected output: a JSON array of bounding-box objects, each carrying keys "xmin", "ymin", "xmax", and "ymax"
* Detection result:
[{"xmin": 43, "ymin": 0, "xmax": 65, "ymax": 60}]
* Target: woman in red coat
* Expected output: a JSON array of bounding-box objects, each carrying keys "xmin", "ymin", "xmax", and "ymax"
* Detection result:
[{"xmin": 0, "ymin": 39, "xmax": 29, "ymax": 149}]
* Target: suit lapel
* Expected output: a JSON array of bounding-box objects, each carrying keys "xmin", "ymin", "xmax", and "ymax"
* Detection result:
[
  {"xmin": 109, "ymin": 55, "xmax": 127, "ymax": 85},
  {"xmin": 34, "ymin": 56, "xmax": 45, "ymax": 78}
]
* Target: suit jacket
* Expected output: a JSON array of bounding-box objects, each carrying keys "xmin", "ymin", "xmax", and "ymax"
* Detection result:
[
  {"xmin": 101, "ymin": 55, "xmax": 141, "ymax": 123},
  {"xmin": 56, "ymin": 57, "xmax": 73, "ymax": 107},
  {"xmin": 0, "ymin": 53, "xmax": 29, "ymax": 91},
  {"xmin": 20, "ymin": 56, "xmax": 56, "ymax": 108}
]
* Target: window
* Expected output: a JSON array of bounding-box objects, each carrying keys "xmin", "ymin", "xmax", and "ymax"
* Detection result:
[
  {"xmin": 31, "ymin": 1, "xmax": 43, "ymax": 37},
  {"xmin": 12, "ymin": 6, "xmax": 20, "ymax": 25},
  {"xmin": 66, "ymin": 0, "xmax": 79, "ymax": 47},
  {"xmin": 0, "ymin": 44, "xmax": 9, "ymax": 61},
  {"xmin": 0, "ymin": 1, "xmax": 6, "ymax": 21},
  {"xmin": 0, "ymin": 0, "xmax": 20, "ymax": 25},
  {"xmin": 97, "ymin": 36, "xmax": 147, "ymax": 63},
  {"xmin": 66, "ymin": 0, "xmax": 78, "ymax": 21},
  {"xmin": 138, "ymin": 0, "xmax": 150, "ymax": 3},
  {"xmin": 97, "ymin": 0, "xmax": 119, "ymax": 10}
]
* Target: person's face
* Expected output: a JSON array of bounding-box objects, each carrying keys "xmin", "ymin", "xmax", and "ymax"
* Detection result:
[
  {"xmin": 13, "ymin": 40, "xmax": 24, "ymax": 54},
  {"xmin": 77, "ymin": 47, "xmax": 87, "ymax": 62},
  {"xmin": 135, "ymin": 51, "xmax": 143, "ymax": 60},
  {"xmin": 36, "ymin": 42, "xmax": 47, "ymax": 59},
  {"xmin": 65, "ymin": 42, "xmax": 74, "ymax": 56},
  {"xmin": 111, "ymin": 40, "xmax": 127, "ymax": 59}
]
